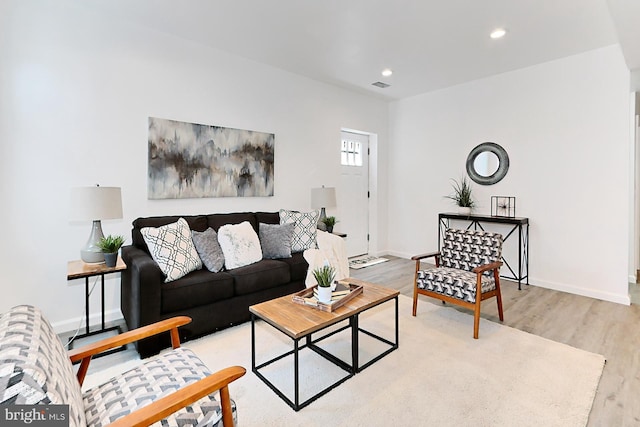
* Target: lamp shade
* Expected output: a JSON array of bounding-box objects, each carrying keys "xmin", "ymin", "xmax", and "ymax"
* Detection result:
[
  {"xmin": 310, "ymin": 187, "xmax": 336, "ymax": 209},
  {"xmin": 70, "ymin": 186, "xmax": 123, "ymax": 221}
]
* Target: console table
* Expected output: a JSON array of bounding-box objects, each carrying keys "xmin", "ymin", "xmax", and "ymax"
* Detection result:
[{"xmin": 438, "ymin": 213, "xmax": 529, "ymax": 290}]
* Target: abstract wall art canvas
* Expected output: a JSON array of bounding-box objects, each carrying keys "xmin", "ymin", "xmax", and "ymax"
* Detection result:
[{"xmin": 148, "ymin": 117, "xmax": 274, "ymax": 199}]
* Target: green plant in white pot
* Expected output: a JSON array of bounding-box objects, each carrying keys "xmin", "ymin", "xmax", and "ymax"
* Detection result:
[
  {"xmin": 98, "ymin": 234, "xmax": 125, "ymax": 267},
  {"xmin": 313, "ymin": 264, "xmax": 336, "ymax": 304},
  {"xmin": 445, "ymin": 177, "xmax": 475, "ymax": 215}
]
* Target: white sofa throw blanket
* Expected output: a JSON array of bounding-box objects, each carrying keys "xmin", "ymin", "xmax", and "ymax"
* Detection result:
[{"xmin": 303, "ymin": 231, "xmax": 349, "ymax": 287}]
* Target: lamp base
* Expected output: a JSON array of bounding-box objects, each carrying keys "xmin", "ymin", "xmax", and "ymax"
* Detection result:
[
  {"xmin": 80, "ymin": 220, "xmax": 105, "ymax": 263},
  {"xmin": 317, "ymin": 207, "xmax": 327, "ymax": 231}
]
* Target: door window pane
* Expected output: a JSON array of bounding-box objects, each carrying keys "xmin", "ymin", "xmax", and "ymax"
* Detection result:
[{"xmin": 341, "ymin": 140, "xmax": 362, "ymax": 166}]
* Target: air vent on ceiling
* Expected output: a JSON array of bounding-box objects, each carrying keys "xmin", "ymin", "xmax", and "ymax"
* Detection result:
[{"xmin": 372, "ymin": 81, "xmax": 390, "ymax": 88}]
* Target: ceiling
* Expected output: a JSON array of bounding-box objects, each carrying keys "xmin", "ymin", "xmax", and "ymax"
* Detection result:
[{"xmin": 90, "ymin": 0, "xmax": 640, "ymax": 100}]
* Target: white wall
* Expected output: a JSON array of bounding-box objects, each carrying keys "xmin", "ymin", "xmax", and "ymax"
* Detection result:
[
  {"xmin": 388, "ymin": 45, "xmax": 631, "ymax": 304},
  {"xmin": 0, "ymin": 1, "xmax": 389, "ymax": 330}
]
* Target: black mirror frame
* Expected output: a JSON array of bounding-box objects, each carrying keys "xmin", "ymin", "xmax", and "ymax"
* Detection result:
[{"xmin": 466, "ymin": 142, "xmax": 510, "ymax": 185}]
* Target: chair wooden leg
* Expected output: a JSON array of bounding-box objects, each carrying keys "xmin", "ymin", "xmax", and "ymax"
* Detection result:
[
  {"xmin": 473, "ymin": 273, "xmax": 482, "ymax": 339},
  {"xmin": 219, "ymin": 385, "xmax": 233, "ymax": 427},
  {"xmin": 494, "ymin": 271, "xmax": 504, "ymax": 321},
  {"xmin": 412, "ymin": 260, "xmax": 420, "ymax": 316},
  {"xmin": 473, "ymin": 300, "xmax": 481, "ymax": 339}
]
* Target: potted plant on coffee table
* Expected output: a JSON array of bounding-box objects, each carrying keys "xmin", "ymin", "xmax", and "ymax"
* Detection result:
[
  {"xmin": 312, "ymin": 264, "xmax": 336, "ymax": 304},
  {"xmin": 98, "ymin": 234, "xmax": 125, "ymax": 267},
  {"xmin": 445, "ymin": 177, "xmax": 475, "ymax": 215}
]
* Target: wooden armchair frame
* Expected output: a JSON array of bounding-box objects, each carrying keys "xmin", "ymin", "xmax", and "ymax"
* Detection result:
[
  {"xmin": 68, "ymin": 317, "xmax": 245, "ymax": 427},
  {"xmin": 411, "ymin": 251, "xmax": 504, "ymax": 339}
]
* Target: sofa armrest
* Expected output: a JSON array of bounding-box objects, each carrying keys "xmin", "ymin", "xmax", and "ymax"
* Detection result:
[
  {"xmin": 107, "ymin": 366, "xmax": 246, "ymax": 427},
  {"xmin": 120, "ymin": 245, "xmax": 164, "ymax": 331},
  {"xmin": 70, "ymin": 316, "xmax": 192, "ymax": 385}
]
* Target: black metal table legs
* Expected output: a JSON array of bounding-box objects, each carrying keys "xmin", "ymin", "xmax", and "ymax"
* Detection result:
[{"xmin": 251, "ymin": 296, "xmax": 399, "ymax": 411}]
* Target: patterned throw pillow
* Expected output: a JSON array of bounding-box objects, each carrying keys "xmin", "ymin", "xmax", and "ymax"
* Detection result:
[
  {"xmin": 141, "ymin": 217, "xmax": 203, "ymax": 282},
  {"xmin": 279, "ymin": 209, "xmax": 319, "ymax": 253},
  {"xmin": 217, "ymin": 221, "xmax": 263, "ymax": 269},
  {"xmin": 259, "ymin": 222, "xmax": 294, "ymax": 259},
  {"xmin": 192, "ymin": 228, "xmax": 225, "ymax": 273}
]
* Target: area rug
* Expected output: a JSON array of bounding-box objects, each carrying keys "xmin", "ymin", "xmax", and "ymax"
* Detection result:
[
  {"xmin": 83, "ymin": 296, "xmax": 604, "ymax": 427},
  {"xmin": 349, "ymin": 255, "xmax": 389, "ymax": 269}
]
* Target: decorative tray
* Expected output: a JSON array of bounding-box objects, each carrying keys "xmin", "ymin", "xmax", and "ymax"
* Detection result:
[{"xmin": 292, "ymin": 280, "xmax": 364, "ymax": 312}]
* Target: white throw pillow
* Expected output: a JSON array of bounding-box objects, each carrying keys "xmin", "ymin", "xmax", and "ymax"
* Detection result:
[
  {"xmin": 217, "ymin": 221, "xmax": 263, "ymax": 269},
  {"xmin": 140, "ymin": 217, "xmax": 203, "ymax": 283},
  {"xmin": 279, "ymin": 209, "xmax": 319, "ymax": 253}
]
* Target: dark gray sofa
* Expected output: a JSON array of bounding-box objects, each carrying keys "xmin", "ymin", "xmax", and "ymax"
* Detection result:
[{"xmin": 121, "ymin": 211, "xmax": 307, "ymax": 357}]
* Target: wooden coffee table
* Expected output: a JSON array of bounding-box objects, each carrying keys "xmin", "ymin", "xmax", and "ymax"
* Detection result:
[{"xmin": 249, "ymin": 278, "xmax": 399, "ymax": 411}]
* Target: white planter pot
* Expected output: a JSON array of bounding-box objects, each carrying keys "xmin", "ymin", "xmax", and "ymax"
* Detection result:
[
  {"xmin": 458, "ymin": 206, "xmax": 472, "ymax": 215},
  {"xmin": 317, "ymin": 286, "xmax": 332, "ymax": 304}
]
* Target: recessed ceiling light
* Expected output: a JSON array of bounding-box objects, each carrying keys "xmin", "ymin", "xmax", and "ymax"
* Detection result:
[
  {"xmin": 381, "ymin": 68, "xmax": 393, "ymax": 77},
  {"xmin": 490, "ymin": 28, "xmax": 506, "ymax": 39}
]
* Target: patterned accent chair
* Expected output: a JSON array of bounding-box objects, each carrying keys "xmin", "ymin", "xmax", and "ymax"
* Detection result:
[
  {"xmin": 412, "ymin": 228, "xmax": 504, "ymax": 339},
  {"xmin": 0, "ymin": 305, "xmax": 245, "ymax": 426}
]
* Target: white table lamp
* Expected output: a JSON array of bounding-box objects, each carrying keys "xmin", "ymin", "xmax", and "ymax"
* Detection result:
[{"xmin": 70, "ymin": 185, "xmax": 123, "ymax": 263}]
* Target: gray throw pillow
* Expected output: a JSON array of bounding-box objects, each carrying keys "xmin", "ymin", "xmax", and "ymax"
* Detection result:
[
  {"xmin": 259, "ymin": 222, "xmax": 294, "ymax": 259},
  {"xmin": 192, "ymin": 228, "xmax": 225, "ymax": 272}
]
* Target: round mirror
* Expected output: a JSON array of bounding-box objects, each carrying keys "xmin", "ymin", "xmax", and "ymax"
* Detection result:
[
  {"xmin": 473, "ymin": 151, "xmax": 500, "ymax": 177},
  {"xmin": 466, "ymin": 142, "xmax": 509, "ymax": 185}
]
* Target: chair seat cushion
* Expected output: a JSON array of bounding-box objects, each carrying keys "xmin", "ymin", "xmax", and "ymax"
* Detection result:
[
  {"xmin": 417, "ymin": 267, "xmax": 496, "ymax": 303},
  {"xmin": 83, "ymin": 347, "xmax": 236, "ymax": 427}
]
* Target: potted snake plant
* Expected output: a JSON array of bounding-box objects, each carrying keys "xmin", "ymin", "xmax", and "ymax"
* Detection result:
[
  {"xmin": 312, "ymin": 264, "xmax": 336, "ymax": 304},
  {"xmin": 445, "ymin": 177, "xmax": 475, "ymax": 215}
]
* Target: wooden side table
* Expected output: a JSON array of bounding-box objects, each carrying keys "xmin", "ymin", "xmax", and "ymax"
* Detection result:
[{"xmin": 67, "ymin": 257, "xmax": 127, "ymax": 354}]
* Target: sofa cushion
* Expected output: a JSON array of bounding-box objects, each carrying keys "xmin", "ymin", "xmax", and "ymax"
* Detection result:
[
  {"xmin": 161, "ymin": 269, "xmax": 235, "ymax": 313},
  {"xmin": 83, "ymin": 347, "xmax": 236, "ymax": 427},
  {"xmin": 0, "ymin": 305, "xmax": 86, "ymax": 427},
  {"xmin": 132, "ymin": 215, "xmax": 208, "ymax": 252},
  {"xmin": 192, "ymin": 228, "xmax": 225, "ymax": 273},
  {"xmin": 276, "ymin": 252, "xmax": 309, "ymax": 282},
  {"xmin": 141, "ymin": 218, "xmax": 203, "ymax": 283},
  {"xmin": 227, "ymin": 260, "xmax": 291, "ymax": 295},
  {"xmin": 218, "ymin": 221, "xmax": 263, "ymax": 270},
  {"xmin": 259, "ymin": 222, "xmax": 294, "ymax": 259},
  {"xmin": 279, "ymin": 209, "xmax": 319, "ymax": 253},
  {"xmin": 206, "ymin": 212, "xmax": 258, "ymax": 233}
]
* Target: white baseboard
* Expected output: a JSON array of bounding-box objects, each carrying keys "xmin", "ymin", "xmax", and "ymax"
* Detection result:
[
  {"xmin": 51, "ymin": 308, "xmax": 124, "ymax": 334},
  {"xmin": 381, "ymin": 251, "xmax": 632, "ymax": 305},
  {"xmin": 520, "ymin": 278, "xmax": 631, "ymax": 306},
  {"xmin": 384, "ymin": 250, "xmax": 411, "ymax": 259}
]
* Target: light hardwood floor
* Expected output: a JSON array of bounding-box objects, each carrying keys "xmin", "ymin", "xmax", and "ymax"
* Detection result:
[{"xmin": 351, "ymin": 256, "xmax": 640, "ymax": 427}]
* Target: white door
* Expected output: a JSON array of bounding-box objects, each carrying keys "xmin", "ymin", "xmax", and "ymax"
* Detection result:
[{"xmin": 339, "ymin": 131, "xmax": 369, "ymax": 257}]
